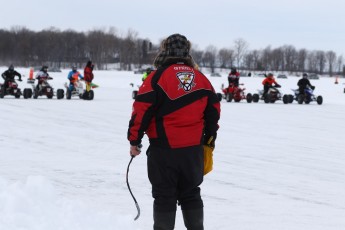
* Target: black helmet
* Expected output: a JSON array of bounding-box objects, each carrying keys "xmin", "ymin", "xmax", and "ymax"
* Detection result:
[
  {"xmin": 302, "ymin": 73, "xmax": 308, "ymax": 78},
  {"xmin": 72, "ymin": 66, "xmax": 77, "ymax": 71},
  {"xmin": 8, "ymin": 64, "xmax": 14, "ymax": 71},
  {"xmin": 230, "ymin": 67, "xmax": 237, "ymax": 74},
  {"xmin": 41, "ymin": 65, "xmax": 48, "ymax": 73}
]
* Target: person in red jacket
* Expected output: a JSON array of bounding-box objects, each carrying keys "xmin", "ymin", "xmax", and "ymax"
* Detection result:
[
  {"xmin": 83, "ymin": 60, "xmax": 94, "ymax": 92},
  {"xmin": 262, "ymin": 73, "xmax": 281, "ymax": 98},
  {"xmin": 127, "ymin": 33, "xmax": 220, "ymax": 230}
]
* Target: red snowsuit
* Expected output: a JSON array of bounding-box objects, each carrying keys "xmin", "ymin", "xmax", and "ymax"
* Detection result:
[{"xmin": 128, "ymin": 63, "xmax": 220, "ymax": 149}]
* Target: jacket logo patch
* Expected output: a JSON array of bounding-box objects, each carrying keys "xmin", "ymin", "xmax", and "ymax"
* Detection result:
[{"xmin": 177, "ymin": 72, "xmax": 196, "ymax": 92}]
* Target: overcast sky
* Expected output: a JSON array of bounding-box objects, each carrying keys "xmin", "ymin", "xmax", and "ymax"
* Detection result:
[{"xmin": 2, "ymin": 0, "xmax": 345, "ymax": 56}]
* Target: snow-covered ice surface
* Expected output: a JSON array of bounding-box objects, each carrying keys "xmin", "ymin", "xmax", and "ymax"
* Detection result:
[{"xmin": 1, "ymin": 68, "xmax": 345, "ymax": 230}]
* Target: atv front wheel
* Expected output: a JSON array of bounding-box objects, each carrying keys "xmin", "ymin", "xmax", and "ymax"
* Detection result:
[
  {"xmin": 252, "ymin": 93, "xmax": 259, "ymax": 103},
  {"xmin": 57, "ymin": 89, "xmax": 64, "ymax": 99},
  {"xmin": 226, "ymin": 93, "xmax": 233, "ymax": 102}
]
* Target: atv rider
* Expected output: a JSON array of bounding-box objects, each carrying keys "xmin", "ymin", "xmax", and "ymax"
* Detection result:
[
  {"xmin": 67, "ymin": 66, "xmax": 84, "ymax": 91},
  {"xmin": 35, "ymin": 65, "xmax": 52, "ymax": 92},
  {"xmin": 262, "ymin": 73, "xmax": 281, "ymax": 98},
  {"xmin": 1, "ymin": 64, "xmax": 22, "ymax": 92},
  {"xmin": 83, "ymin": 60, "xmax": 94, "ymax": 92},
  {"xmin": 228, "ymin": 67, "xmax": 240, "ymax": 87},
  {"xmin": 142, "ymin": 67, "xmax": 153, "ymax": 81},
  {"xmin": 297, "ymin": 73, "xmax": 315, "ymax": 95}
]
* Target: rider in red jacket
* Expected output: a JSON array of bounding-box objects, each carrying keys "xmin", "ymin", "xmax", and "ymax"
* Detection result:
[{"xmin": 262, "ymin": 73, "xmax": 281, "ymax": 98}]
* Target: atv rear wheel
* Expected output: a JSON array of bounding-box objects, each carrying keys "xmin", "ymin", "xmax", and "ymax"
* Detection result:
[
  {"xmin": 317, "ymin": 95, "xmax": 323, "ymax": 105},
  {"xmin": 0, "ymin": 87, "xmax": 4, "ymax": 98},
  {"xmin": 88, "ymin": 90, "xmax": 94, "ymax": 100},
  {"xmin": 297, "ymin": 94, "xmax": 304, "ymax": 104},
  {"xmin": 216, "ymin": 93, "xmax": 222, "ymax": 102},
  {"xmin": 66, "ymin": 89, "xmax": 72, "ymax": 100},
  {"xmin": 33, "ymin": 89, "xmax": 39, "ymax": 99},
  {"xmin": 264, "ymin": 95, "xmax": 271, "ymax": 103},
  {"xmin": 283, "ymin": 95, "xmax": 289, "ymax": 104},
  {"xmin": 246, "ymin": 93, "xmax": 253, "ymax": 103}
]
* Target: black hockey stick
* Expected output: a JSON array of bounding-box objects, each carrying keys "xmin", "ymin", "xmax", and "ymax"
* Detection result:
[{"xmin": 126, "ymin": 144, "xmax": 142, "ymax": 221}]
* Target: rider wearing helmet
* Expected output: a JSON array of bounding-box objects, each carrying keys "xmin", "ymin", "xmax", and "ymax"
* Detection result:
[
  {"xmin": 262, "ymin": 73, "xmax": 281, "ymax": 98},
  {"xmin": 67, "ymin": 65, "xmax": 84, "ymax": 91},
  {"xmin": 35, "ymin": 65, "xmax": 52, "ymax": 91},
  {"xmin": 228, "ymin": 67, "xmax": 240, "ymax": 87},
  {"xmin": 1, "ymin": 64, "xmax": 22, "ymax": 92},
  {"xmin": 298, "ymin": 73, "xmax": 315, "ymax": 95}
]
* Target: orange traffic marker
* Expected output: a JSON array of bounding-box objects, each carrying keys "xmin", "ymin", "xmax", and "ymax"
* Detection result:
[
  {"xmin": 29, "ymin": 67, "xmax": 34, "ymax": 80},
  {"xmin": 335, "ymin": 76, "xmax": 339, "ymax": 84}
]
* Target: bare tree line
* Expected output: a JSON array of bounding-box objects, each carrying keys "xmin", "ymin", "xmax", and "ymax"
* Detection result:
[
  {"xmin": 0, "ymin": 27, "xmax": 343, "ymax": 75},
  {"xmin": 0, "ymin": 26, "xmax": 156, "ymax": 70}
]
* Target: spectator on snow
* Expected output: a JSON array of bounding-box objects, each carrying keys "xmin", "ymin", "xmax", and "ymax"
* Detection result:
[
  {"xmin": 127, "ymin": 33, "xmax": 220, "ymax": 230},
  {"xmin": 262, "ymin": 73, "xmax": 281, "ymax": 98},
  {"xmin": 228, "ymin": 67, "xmax": 240, "ymax": 87},
  {"xmin": 84, "ymin": 60, "xmax": 94, "ymax": 92},
  {"xmin": 298, "ymin": 73, "xmax": 315, "ymax": 95},
  {"xmin": 1, "ymin": 64, "xmax": 22, "ymax": 91},
  {"xmin": 67, "ymin": 66, "xmax": 84, "ymax": 91}
]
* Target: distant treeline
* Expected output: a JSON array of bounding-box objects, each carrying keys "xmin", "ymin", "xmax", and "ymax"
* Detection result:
[{"xmin": 0, "ymin": 26, "xmax": 343, "ymax": 75}]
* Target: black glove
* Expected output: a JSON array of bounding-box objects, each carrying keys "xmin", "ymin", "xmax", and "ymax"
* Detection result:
[
  {"xmin": 311, "ymin": 86, "xmax": 315, "ymax": 90},
  {"xmin": 18, "ymin": 79, "xmax": 22, "ymax": 82},
  {"xmin": 275, "ymin": 84, "xmax": 281, "ymax": 88}
]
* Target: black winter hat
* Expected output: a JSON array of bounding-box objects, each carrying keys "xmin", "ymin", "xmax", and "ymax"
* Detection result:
[{"xmin": 153, "ymin": 33, "xmax": 195, "ymax": 68}]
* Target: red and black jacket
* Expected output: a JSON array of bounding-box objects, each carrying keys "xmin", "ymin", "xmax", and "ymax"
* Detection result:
[
  {"xmin": 84, "ymin": 66, "xmax": 94, "ymax": 82},
  {"xmin": 128, "ymin": 62, "xmax": 220, "ymax": 149}
]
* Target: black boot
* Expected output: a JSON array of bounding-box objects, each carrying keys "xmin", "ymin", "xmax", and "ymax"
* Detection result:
[
  {"xmin": 182, "ymin": 208, "xmax": 204, "ymax": 230},
  {"xmin": 153, "ymin": 211, "xmax": 176, "ymax": 230}
]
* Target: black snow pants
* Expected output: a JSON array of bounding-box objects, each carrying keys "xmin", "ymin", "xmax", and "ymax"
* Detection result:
[{"xmin": 147, "ymin": 145, "xmax": 204, "ymax": 213}]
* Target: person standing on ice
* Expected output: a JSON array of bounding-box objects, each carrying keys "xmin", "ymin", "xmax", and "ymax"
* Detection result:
[
  {"xmin": 83, "ymin": 60, "xmax": 94, "ymax": 93},
  {"xmin": 297, "ymin": 73, "xmax": 315, "ymax": 96},
  {"xmin": 127, "ymin": 33, "xmax": 220, "ymax": 230},
  {"xmin": 67, "ymin": 66, "xmax": 84, "ymax": 91}
]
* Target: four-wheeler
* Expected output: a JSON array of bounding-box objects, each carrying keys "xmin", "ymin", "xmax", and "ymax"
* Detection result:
[
  {"xmin": 217, "ymin": 83, "xmax": 253, "ymax": 103},
  {"xmin": 0, "ymin": 81, "xmax": 22, "ymax": 99},
  {"xmin": 64, "ymin": 80, "xmax": 94, "ymax": 100},
  {"xmin": 291, "ymin": 86, "xmax": 323, "ymax": 105},
  {"xmin": 24, "ymin": 77, "xmax": 65, "ymax": 99},
  {"xmin": 252, "ymin": 85, "xmax": 293, "ymax": 104}
]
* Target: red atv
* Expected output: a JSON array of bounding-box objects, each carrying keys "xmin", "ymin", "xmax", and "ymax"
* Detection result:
[
  {"xmin": 217, "ymin": 83, "xmax": 253, "ymax": 103},
  {"xmin": 0, "ymin": 81, "xmax": 22, "ymax": 98}
]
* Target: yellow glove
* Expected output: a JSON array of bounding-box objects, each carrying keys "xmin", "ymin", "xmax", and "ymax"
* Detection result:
[{"xmin": 203, "ymin": 145, "xmax": 214, "ymax": 175}]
